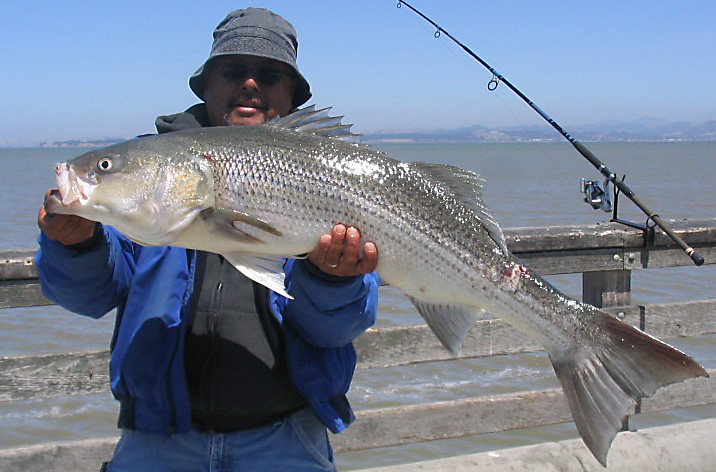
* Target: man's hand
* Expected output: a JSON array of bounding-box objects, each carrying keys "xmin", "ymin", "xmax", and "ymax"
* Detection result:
[
  {"xmin": 308, "ymin": 224, "xmax": 377, "ymax": 277},
  {"xmin": 38, "ymin": 189, "xmax": 97, "ymax": 246}
]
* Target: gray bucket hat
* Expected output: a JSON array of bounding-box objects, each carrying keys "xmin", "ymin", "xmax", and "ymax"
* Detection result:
[{"xmin": 189, "ymin": 8, "xmax": 312, "ymax": 108}]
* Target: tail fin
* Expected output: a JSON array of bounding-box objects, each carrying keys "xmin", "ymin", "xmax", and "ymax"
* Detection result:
[{"xmin": 549, "ymin": 311, "xmax": 708, "ymax": 467}]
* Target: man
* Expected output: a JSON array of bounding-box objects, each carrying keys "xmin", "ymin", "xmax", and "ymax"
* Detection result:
[{"xmin": 36, "ymin": 8, "xmax": 379, "ymax": 472}]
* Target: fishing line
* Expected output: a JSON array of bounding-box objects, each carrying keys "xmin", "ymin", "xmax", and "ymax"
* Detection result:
[{"xmin": 396, "ymin": 0, "xmax": 704, "ymax": 266}]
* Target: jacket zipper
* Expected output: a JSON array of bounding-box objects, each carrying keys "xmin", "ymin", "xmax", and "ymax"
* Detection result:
[
  {"xmin": 203, "ymin": 259, "xmax": 224, "ymax": 427},
  {"xmin": 166, "ymin": 249, "xmax": 196, "ymax": 434}
]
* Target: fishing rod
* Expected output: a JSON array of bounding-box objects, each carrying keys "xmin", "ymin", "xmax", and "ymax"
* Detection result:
[{"xmin": 396, "ymin": 0, "xmax": 705, "ymax": 266}]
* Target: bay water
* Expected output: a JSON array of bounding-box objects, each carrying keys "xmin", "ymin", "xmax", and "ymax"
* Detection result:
[{"xmin": 1, "ymin": 142, "xmax": 715, "ymax": 469}]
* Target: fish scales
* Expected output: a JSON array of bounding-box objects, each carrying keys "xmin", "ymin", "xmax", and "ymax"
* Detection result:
[
  {"xmin": 45, "ymin": 107, "xmax": 708, "ymax": 467},
  {"xmin": 191, "ymin": 125, "xmax": 489, "ymax": 287}
]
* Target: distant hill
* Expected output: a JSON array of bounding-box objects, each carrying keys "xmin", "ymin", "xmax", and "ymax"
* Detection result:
[
  {"xmin": 39, "ymin": 138, "xmax": 128, "ymax": 148},
  {"xmin": 363, "ymin": 119, "xmax": 716, "ymax": 143},
  {"xmin": 22, "ymin": 118, "xmax": 716, "ymax": 148}
]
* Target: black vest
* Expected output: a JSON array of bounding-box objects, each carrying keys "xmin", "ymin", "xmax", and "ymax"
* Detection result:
[{"xmin": 184, "ymin": 252, "xmax": 306, "ymax": 432}]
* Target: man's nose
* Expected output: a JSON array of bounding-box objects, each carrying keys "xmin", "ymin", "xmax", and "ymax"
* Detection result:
[{"xmin": 239, "ymin": 76, "xmax": 260, "ymax": 90}]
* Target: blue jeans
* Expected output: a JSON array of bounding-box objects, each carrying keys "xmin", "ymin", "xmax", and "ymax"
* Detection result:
[{"xmin": 105, "ymin": 408, "xmax": 336, "ymax": 471}]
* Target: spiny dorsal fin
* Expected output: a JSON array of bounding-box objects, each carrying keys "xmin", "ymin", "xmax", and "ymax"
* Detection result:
[
  {"xmin": 410, "ymin": 162, "xmax": 508, "ymax": 254},
  {"xmin": 269, "ymin": 105, "xmax": 361, "ymax": 142}
]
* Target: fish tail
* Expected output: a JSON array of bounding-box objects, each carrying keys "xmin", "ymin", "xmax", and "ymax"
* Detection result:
[{"xmin": 548, "ymin": 312, "xmax": 708, "ymax": 467}]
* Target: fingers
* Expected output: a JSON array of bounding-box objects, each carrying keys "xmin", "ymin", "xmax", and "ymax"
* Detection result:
[
  {"xmin": 357, "ymin": 241, "xmax": 378, "ymax": 274},
  {"xmin": 324, "ymin": 224, "xmax": 351, "ymax": 268},
  {"xmin": 38, "ymin": 189, "xmax": 97, "ymax": 246},
  {"xmin": 308, "ymin": 224, "xmax": 378, "ymax": 276}
]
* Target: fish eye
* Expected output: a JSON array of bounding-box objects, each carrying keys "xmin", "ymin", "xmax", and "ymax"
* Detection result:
[{"xmin": 97, "ymin": 157, "xmax": 113, "ymax": 172}]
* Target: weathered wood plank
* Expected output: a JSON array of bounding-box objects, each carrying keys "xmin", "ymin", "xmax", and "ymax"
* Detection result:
[
  {"xmin": 517, "ymin": 247, "xmax": 628, "ymax": 275},
  {"xmin": 0, "ymin": 281, "xmax": 52, "ymax": 309},
  {"xmin": 356, "ymin": 319, "xmax": 539, "ymax": 369},
  {"xmin": 640, "ymin": 299, "xmax": 716, "ymax": 338},
  {"xmin": 2, "ymin": 300, "xmax": 713, "ymax": 402},
  {"xmin": 335, "ymin": 369, "xmax": 716, "ymax": 451},
  {"xmin": 503, "ymin": 219, "xmax": 716, "ymax": 254},
  {"xmin": 623, "ymin": 245, "xmax": 716, "ymax": 270},
  {"xmin": 642, "ymin": 371, "xmax": 716, "ymax": 413},
  {"xmin": 0, "ymin": 249, "xmax": 36, "ymax": 281},
  {"xmin": 504, "ymin": 223, "xmax": 631, "ymax": 252},
  {"xmin": 582, "ymin": 269, "xmax": 631, "ymax": 307},
  {"xmin": 336, "ymin": 388, "xmax": 573, "ymax": 451},
  {"xmin": 352, "ymin": 419, "xmax": 716, "ymax": 472},
  {"xmin": 507, "ymin": 219, "xmax": 716, "ymax": 273},
  {"xmin": 517, "ymin": 244, "xmax": 716, "ymax": 275},
  {"xmin": 0, "ymin": 437, "xmax": 117, "ymax": 472},
  {"xmin": 649, "ymin": 219, "xmax": 716, "ymax": 246},
  {"xmin": 0, "ymin": 351, "xmax": 110, "ymax": 402}
]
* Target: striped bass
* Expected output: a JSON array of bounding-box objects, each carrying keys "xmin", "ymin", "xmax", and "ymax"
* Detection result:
[{"xmin": 45, "ymin": 107, "xmax": 708, "ymax": 466}]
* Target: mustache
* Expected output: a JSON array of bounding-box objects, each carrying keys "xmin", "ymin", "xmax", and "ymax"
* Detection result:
[
  {"xmin": 229, "ymin": 93, "xmax": 267, "ymax": 111},
  {"xmin": 222, "ymin": 93, "xmax": 269, "ymax": 125}
]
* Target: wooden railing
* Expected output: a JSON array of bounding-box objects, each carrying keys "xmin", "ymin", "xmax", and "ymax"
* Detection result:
[{"xmin": 1, "ymin": 219, "xmax": 716, "ymax": 471}]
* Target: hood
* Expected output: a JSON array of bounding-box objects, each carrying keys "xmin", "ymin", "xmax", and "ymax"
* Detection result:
[{"xmin": 155, "ymin": 104, "xmax": 209, "ymax": 134}]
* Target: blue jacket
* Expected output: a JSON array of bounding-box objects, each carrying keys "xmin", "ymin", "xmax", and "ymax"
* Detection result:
[{"xmin": 36, "ymin": 226, "xmax": 379, "ymax": 435}]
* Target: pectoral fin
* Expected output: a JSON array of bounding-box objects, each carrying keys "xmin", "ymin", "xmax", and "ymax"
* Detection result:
[
  {"xmin": 227, "ymin": 210, "xmax": 282, "ymax": 236},
  {"xmin": 201, "ymin": 208, "xmax": 282, "ymax": 243},
  {"xmin": 222, "ymin": 252, "xmax": 293, "ymax": 300}
]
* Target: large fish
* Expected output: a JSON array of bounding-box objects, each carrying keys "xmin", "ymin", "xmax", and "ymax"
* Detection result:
[{"xmin": 46, "ymin": 107, "xmax": 707, "ymax": 466}]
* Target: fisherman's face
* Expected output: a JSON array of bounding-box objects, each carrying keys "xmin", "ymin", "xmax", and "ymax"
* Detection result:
[{"xmin": 203, "ymin": 55, "xmax": 297, "ymax": 127}]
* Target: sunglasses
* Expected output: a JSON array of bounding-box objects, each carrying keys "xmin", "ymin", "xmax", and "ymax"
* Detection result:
[{"xmin": 219, "ymin": 63, "xmax": 296, "ymax": 86}]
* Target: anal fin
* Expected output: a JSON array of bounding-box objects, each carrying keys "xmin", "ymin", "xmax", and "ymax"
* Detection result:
[{"xmin": 408, "ymin": 296, "xmax": 482, "ymax": 355}]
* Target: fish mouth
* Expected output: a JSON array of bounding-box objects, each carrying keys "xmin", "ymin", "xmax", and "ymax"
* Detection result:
[{"xmin": 55, "ymin": 162, "xmax": 94, "ymax": 206}]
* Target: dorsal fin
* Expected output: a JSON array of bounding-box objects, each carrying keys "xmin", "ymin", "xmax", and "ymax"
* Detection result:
[
  {"xmin": 410, "ymin": 162, "xmax": 508, "ymax": 254},
  {"xmin": 268, "ymin": 105, "xmax": 361, "ymax": 142}
]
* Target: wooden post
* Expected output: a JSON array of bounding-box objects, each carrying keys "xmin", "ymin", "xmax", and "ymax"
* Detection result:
[{"xmin": 582, "ymin": 269, "xmax": 631, "ymax": 308}]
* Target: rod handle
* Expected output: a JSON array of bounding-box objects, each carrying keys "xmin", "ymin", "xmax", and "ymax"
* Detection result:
[{"xmin": 687, "ymin": 248, "xmax": 705, "ymax": 266}]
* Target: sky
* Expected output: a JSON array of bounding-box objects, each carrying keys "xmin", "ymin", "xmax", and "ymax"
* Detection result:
[{"xmin": 1, "ymin": 0, "xmax": 715, "ymax": 145}]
